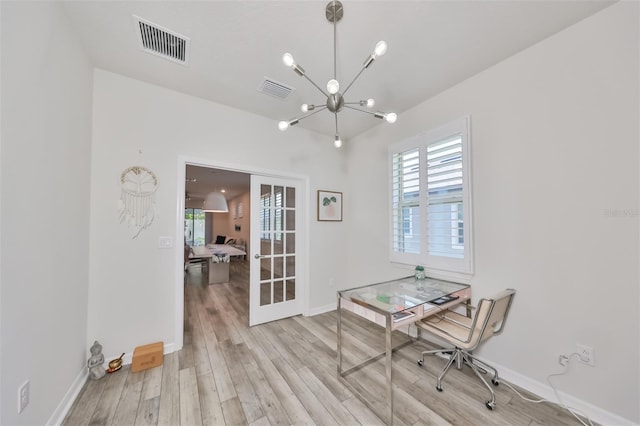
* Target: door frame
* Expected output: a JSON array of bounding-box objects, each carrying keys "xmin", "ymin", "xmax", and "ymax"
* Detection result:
[{"xmin": 174, "ymin": 155, "xmax": 310, "ymax": 350}]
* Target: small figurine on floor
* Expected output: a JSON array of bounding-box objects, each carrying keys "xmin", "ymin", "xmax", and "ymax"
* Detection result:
[{"xmin": 88, "ymin": 341, "xmax": 106, "ymax": 380}]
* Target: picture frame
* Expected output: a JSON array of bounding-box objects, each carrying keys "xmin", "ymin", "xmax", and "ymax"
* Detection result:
[{"xmin": 317, "ymin": 190, "xmax": 342, "ymax": 221}]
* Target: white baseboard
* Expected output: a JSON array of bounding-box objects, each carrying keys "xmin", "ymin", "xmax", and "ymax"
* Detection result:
[
  {"xmin": 48, "ymin": 342, "xmax": 177, "ymax": 425},
  {"xmin": 308, "ymin": 303, "xmax": 336, "ymax": 316},
  {"xmin": 492, "ymin": 361, "xmax": 639, "ymax": 426},
  {"xmin": 163, "ymin": 342, "xmax": 177, "ymax": 354},
  {"xmin": 46, "ymin": 368, "xmax": 87, "ymax": 426}
]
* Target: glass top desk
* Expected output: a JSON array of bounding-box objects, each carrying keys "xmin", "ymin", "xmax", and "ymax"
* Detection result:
[{"xmin": 337, "ymin": 276, "xmax": 470, "ymax": 425}]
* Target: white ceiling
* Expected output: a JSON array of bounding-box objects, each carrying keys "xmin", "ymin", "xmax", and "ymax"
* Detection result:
[
  {"xmin": 185, "ymin": 165, "xmax": 250, "ymax": 204},
  {"xmin": 60, "ymin": 0, "xmax": 614, "ymax": 196}
]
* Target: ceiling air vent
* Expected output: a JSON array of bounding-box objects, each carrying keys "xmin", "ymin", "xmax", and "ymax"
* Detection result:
[
  {"xmin": 133, "ymin": 15, "xmax": 190, "ymax": 65},
  {"xmin": 257, "ymin": 77, "xmax": 295, "ymax": 100}
]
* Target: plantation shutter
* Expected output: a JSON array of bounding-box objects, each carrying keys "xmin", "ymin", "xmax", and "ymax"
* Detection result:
[
  {"xmin": 426, "ymin": 135, "xmax": 464, "ymax": 259},
  {"xmin": 391, "ymin": 147, "xmax": 420, "ymax": 255},
  {"xmin": 389, "ymin": 116, "xmax": 473, "ymax": 276}
]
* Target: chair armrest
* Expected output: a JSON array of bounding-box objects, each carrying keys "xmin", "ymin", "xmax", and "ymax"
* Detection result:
[
  {"xmin": 418, "ymin": 310, "xmax": 474, "ymax": 345},
  {"xmin": 440, "ymin": 311, "xmax": 472, "ymax": 330}
]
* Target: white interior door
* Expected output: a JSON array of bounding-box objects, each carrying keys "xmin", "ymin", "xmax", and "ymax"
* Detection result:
[{"xmin": 249, "ymin": 175, "xmax": 303, "ymax": 326}]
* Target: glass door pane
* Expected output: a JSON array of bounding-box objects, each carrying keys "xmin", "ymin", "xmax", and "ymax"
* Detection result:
[{"xmin": 258, "ymin": 183, "xmax": 296, "ymax": 307}]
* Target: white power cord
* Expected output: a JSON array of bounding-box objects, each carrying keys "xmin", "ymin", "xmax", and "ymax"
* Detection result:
[{"xmin": 501, "ymin": 352, "xmax": 595, "ymax": 426}]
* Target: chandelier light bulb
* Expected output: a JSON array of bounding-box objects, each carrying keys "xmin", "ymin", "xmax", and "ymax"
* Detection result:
[
  {"xmin": 327, "ymin": 79, "xmax": 340, "ymax": 95},
  {"xmin": 374, "ymin": 40, "xmax": 388, "ymax": 57},
  {"xmin": 367, "ymin": 98, "xmax": 375, "ymax": 108},
  {"xmin": 301, "ymin": 104, "xmax": 309, "ymax": 112},
  {"xmin": 282, "ymin": 53, "xmax": 295, "ymax": 68},
  {"xmin": 278, "ymin": 121, "xmax": 289, "ymax": 131},
  {"xmin": 384, "ymin": 112, "xmax": 397, "ymax": 124},
  {"xmin": 334, "ymin": 135, "xmax": 342, "ymax": 148}
]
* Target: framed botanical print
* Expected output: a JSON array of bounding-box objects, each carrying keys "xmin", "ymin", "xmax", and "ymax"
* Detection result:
[{"xmin": 317, "ymin": 190, "xmax": 342, "ymax": 221}]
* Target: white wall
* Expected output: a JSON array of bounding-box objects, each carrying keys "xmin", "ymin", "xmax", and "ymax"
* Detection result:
[
  {"xmin": 88, "ymin": 69, "xmax": 348, "ymax": 360},
  {"xmin": 0, "ymin": 2, "xmax": 93, "ymax": 425},
  {"xmin": 346, "ymin": 2, "xmax": 639, "ymax": 423},
  {"xmin": 215, "ymin": 192, "xmax": 251, "ymax": 254}
]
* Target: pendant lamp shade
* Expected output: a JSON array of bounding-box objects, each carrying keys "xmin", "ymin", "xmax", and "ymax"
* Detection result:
[{"xmin": 202, "ymin": 191, "xmax": 229, "ymax": 213}]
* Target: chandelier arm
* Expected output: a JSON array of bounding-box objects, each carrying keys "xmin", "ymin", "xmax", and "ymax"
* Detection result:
[
  {"xmin": 334, "ymin": 112, "xmax": 339, "ymax": 134},
  {"xmin": 294, "ymin": 105, "xmax": 328, "ymax": 123},
  {"xmin": 302, "ymin": 74, "xmax": 329, "ymax": 97},
  {"xmin": 341, "ymin": 65, "xmax": 368, "ymax": 97},
  {"xmin": 343, "ymin": 105, "xmax": 377, "ymax": 116},
  {"xmin": 344, "ymin": 105, "xmax": 397, "ymax": 123},
  {"xmin": 333, "ymin": 1, "xmax": 337, "ymax": 80}
]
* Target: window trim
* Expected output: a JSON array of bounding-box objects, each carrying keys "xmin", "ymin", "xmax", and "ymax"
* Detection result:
[{"xmin": 388, "ymin": 116, "xmax": 474, "ymax": 277}]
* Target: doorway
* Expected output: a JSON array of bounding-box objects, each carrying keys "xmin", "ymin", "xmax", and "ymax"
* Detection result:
[{"xmin": 175, "ymin": 157, "xmax": 309, "ymax": 349}]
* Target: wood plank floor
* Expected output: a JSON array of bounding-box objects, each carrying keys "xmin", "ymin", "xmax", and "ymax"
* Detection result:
[{"xmin": 63, "ymin": 261, "xmax": 586, "ymax": 425}]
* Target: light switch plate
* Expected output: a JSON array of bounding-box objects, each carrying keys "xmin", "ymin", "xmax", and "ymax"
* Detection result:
[{"xmin": 158, "ymin": 236, "xmax": 173, "ymax": 248}]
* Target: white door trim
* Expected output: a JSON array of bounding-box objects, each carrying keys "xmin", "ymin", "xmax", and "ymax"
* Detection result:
[{"xmin": 174, "ymin": 155, "xmax": 310, "ymax": 350}]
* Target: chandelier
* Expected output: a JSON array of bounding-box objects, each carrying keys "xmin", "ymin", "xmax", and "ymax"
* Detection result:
[{"xmin": 277, "ymin": 1, "xmax": 397, "ymax": 148}]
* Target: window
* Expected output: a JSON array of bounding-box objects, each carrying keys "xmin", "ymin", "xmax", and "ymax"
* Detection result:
[
  {"xmin": 259, "ymin": 189, "xmax": 283, "ymax": 241},
  {"xmin": 184, "ymin": 208, "xmax": 205, "ymax": 246},
  {"xmin": 389, "ymin": 116, "xmax": 473, "ymax": 276},
  {"xmin": 259, "ymin": 193, "xmax": 271, "ymax": 240}
]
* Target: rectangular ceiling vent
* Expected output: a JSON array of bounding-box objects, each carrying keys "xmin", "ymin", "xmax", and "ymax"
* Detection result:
[
  {"xmin": 133, "ymin": 15, "xmax": 190, "ymax": 66},
  {"xmin": 257, "ymin": 77, "xmax": 295, "ymax": 99}
]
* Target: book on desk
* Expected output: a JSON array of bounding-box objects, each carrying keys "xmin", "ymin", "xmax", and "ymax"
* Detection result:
[{"xmin": 392, "ymin": 311, "xmax": 415, "ymax": 322}]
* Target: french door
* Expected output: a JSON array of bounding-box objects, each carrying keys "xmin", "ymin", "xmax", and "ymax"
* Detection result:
[{"xmin": 249, "ymin": 175, "xmax": 303, "ymax": 326}]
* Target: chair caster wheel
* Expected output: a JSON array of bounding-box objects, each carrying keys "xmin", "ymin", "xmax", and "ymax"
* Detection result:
[
  {"xmin": 436, "ymin": 385, "xmax": 443, "ymax": 392},
  {"xmin": 492, "ymin": 379, "xmax": 499, "ymax": 386},
  {"xmin": 417, "ymin": 359, "xmax": 424, "ymax": 367},
  {"xmin": 486, "ymin": 401, "xmax": 495, "ymax": 410}
]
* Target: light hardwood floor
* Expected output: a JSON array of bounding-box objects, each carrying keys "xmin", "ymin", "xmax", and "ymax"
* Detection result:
[{"xmin": 63, "ymin": 261, "xmax": 585, "ymax": 425}]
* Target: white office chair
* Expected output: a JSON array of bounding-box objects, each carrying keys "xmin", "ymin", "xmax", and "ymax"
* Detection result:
[
  {"xmin": 184, "ymin": 245, "xmax": 207, "ymax": 273},
  {"xmin": 416, "ymin": 288, "xmax": 516, "ymax": 410}
]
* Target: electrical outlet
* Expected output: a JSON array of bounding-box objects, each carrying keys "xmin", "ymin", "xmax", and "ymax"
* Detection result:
[
  {"xmin": 558, "ymin": 354, "xmax": 569, "ymax": 366},
  {"xmin": 576, "ymin": 344, "xmax": 595, "ymax": 366},
  {"xmin": 18, "ymin": 380, "xmax": 30, "ymax": 413}
]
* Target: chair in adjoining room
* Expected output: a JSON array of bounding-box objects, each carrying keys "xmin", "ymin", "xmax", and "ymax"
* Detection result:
[
  {"xmin": 184, "ymin": 245, "xmax": 208, "ymax": 273},
  {"xmin": 416, "ymin": 288, "xmax": 516, "ymax": 410}
]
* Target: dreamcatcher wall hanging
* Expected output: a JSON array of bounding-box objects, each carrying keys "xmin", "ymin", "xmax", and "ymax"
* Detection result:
[{"xmin": 118, "ymin": 166, "xmax": 158, "ymax": 238}]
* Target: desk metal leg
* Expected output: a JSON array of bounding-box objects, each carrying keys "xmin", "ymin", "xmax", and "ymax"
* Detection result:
[
  {"xmin": 337, "ymin": 295, "xmax": 343, "ymax": 375},
  {"xmin": 386, "ymin": 316, "xmax": 393, "ymax": 425},
  {"xmin": 338, "ymin": 300, "xmax": 408, "ymax": 425}
]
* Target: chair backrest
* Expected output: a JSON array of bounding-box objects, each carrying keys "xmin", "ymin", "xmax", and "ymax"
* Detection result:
[{"xmin": 467, "ymin": 288, "xmax": 516, "ymax": 350}]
